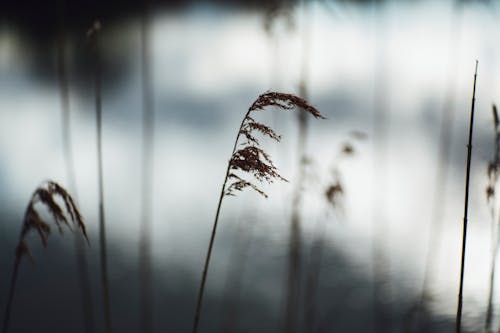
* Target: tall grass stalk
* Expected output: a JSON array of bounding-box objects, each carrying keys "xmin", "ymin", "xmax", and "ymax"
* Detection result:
[
  {"xmin": 56, "ymin": 3, "xmax": 95, "ymax": 331},
  {"xmin": 456, "ymin": 60, "xmax": 478, "ymax": 333},
  {"xmin": 1, "ymin": 181, "xmax": 88, "ymax": 333},
  {"xmin": 191, "ymin": 92, "xmax": 324, "ymax": 333},
  {"xmin": 88, "ymin": 21, "xmax": 113, "ymax": 333},
  {"xmin": 139, "ymin": 1, "xmax": 154, "ymax": 332},
  {"xmin": 220, "ymin": 214, "xmax": 257, "ymax": 333},
  {"xmin": 284, "ymin": 3, "xmax": 312, "ymax": 331},
  {"xmin": 485, "ymin": 104, "xmax": 500, "ymax": 333}
]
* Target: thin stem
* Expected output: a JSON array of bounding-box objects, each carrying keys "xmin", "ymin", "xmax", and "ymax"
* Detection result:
[
  {"xmin": 484, "ymin": 107, "xmax": 500, "ymax": 333},
  {"xmin": 192, "ymin": 111, "xmax": 249, "ymax": 333},
  {"xmin": 456, "ymin": 60, "xmax": 478, "ymax": 333},
  {"xmin": 220, "ymin": 216, "xmax": 256, "ymax": 333},
  {"xmin": 139, "ymin": 0, "xmax": 154, "ymax": 332},
  {"xmin": 56, "ymin": 3, "xmax": 95, "ymax": 331},
  {"xmin": 304, "ymin": 216, "xmax": 327, "ymax": 333},
  {"xmin": 92, "ymin": 25, "xmax": 113, "ymax": 333},
  {"xmin": 1, "ymin": 257, "xmax": 21, "ymax": 333},
  {"xmin": 485, "ymin": 240, "xmax": 497, "ymax": 332},
  {"xmin": 283, "ymin": 2, "xmax": 310, "ymax": 331}
]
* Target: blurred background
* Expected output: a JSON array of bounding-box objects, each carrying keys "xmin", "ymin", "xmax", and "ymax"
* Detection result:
[{"xmin": 1, "ymin": 0, "xmax": 500, "ymax": 332}]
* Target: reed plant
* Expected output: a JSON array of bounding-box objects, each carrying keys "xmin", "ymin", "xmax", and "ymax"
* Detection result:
[
  {"xmin": 139, "ymin": 1, "xmax": 155, "ymax": 332},
  {"xmin": 191, "ymin": 92, "xmax": 324, "ymax": 333},
  {"xmin": 456, "ymin": 60, "xmax": 478, "ymax": 333},
  {"xmin": 56, "ymin": 8, "xmax": 95, "ymax": 332},
  {"xmin": 1, "ymin": 181, "xmax": 88, "ymax": 333},
  {"xmin": 88, "ymin": 20, "xmax": 113, "ymax": 333},
  {"xmin": 283, "ymin": 0, "xmax": 312, "ymax": 329},
  {"xmin": 484, "ymin": 104, "xmax": 500, "ymax": 333}
]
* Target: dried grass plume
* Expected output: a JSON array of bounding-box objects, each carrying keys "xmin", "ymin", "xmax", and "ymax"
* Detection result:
[
  {"xmin": 16, "ymin": 180, "xmax": 88, "ymax": 261},
  {"xmin": 225, "ymin": 92, "xmax": 325, "ymax": 198},
  {"xmin": 192, "ymin": 92, "xmax": 324, "ymax": 333}
]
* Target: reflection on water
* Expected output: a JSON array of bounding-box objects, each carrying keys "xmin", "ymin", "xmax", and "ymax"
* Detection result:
[{"xmin": 1, "ymin": 1, "xmax": 500, "ymax": 332}]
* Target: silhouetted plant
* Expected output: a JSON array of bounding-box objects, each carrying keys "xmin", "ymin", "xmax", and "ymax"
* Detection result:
[
  {"xmin": 456, "ymin": 60, "xmax": 478, "ymax": 333},
  {"xmin": 1, "ymin": 181, "xmax": 88, "ymax": 333},
  {"xmin": 57, "ymin": 9, "xmax": 95, "ymax": 332},
  {"xmin": 485, "ymin": 104, "xmax": 500, "ymax": 333},
  {"xmin": 88, "ymin": 20, "xmax": 113, "ymax": 333},
  {"xmin": 263, "ymin": 0, "xmax": 297, "ymax": 34},
  {"xmin": 139, "ymin": 1, "xmax": 155, "ymax": 332},
  {"xmin": 191, "ymin": 92, "xmax": 325, "ymax": 333}
]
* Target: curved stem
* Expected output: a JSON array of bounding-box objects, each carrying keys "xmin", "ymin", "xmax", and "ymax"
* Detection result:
[
  {"xmin": 1, "ymin": 257, "xmax": 21, "ymax": 333},
  {"xmin": 192, "ymin": 111, "xmax": 249, "ymax": 333},
  {"xmin": 191, "ymin": 166, "xmax": 230, "ymax": 333}
]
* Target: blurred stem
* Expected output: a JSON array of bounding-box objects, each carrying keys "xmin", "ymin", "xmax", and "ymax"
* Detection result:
[
  {"xmin": 304, "ymin": 214, "xmax": 327, "ymax": 333},
  {"xmin": 57, "ymin": 1, "xmax": 95, "ymax": 331},
  {"xmin": 139, "ymin": 0, "xmax": 154, "ymax": 332},
  {"xmin": 1, "ymin": 257, "xmax": 20, "ymax": 333},
  {"xmin": 283, "ymin": 2, "xmax": 310, "ymax": 332},
  {"xmin": 371, "ymin": 1, "xmax": 390, "ymax": 332},
  {"xmin": 456, "ymin": 60, "xmax": 478, "ymax": 333},
  {"xmin": 485, "ymin": 238, "xmax": 498, "ymax": 332},
  {"xmin": 91, "ymin": 24, "xmax": 113, "ymax": 333},
  {"xmin": 484, "ymin": 106, "xmax": 500, "ymax": 333}
]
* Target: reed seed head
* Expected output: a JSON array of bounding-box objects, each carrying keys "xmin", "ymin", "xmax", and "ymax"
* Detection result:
[
  {"xmin": 342, "ymin": 143, "xmax": 354, "ymax": 155},
  {"xmin": 325, "ymin": 182, "xmax": 343, "ymax": 208},
  {"xmin": 487, "ymin": 104, "xmax": 500, "ymax": 204},
  {"xmin": 263, "ymin": 1, "xmax": 297, "ymax": 34},
  {"xmin": 225, "ymin": 92, "xmax": 324, "ymax": 198},
  {"xmin": 16, "ymin": 181, "xmax": 88, "ymax": 261},
  {"xmin": 493, "ymin": 104, "xmax": 499, "ymax": 131}
]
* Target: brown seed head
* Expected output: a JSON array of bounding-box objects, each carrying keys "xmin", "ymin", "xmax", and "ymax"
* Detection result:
[
  {"xmin": 16, "ymin": 180, "xmax": 88, "ymax": 262},
  {"xmin": 493, "ymin": 104, "xmax": 499, "ymax": 131},
  {"xmin": 325, "ymin": 182, "xmax": 344, "ymax": 208},
  {"xmin": 249, "ymin": 92, "xmax": 325, "ymax": 119},
  {"xmin": 487, "ymin": 185, "xmax": 495, "ymax": 201},
  {"xmin": 226, "ymin": 92, "xmax": 324, "ymax": 197},
  {"xmin": 342, "ymin": 143, "xmax": 354, "ymax": 155}
]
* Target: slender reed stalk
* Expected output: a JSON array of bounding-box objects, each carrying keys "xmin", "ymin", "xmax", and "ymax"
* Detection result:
[
  {"xmin": 220, "ymin": 214, "xmax": 257, "ymax": 333},
  {"xmin": 56, "ymin": 3, "xmax": 95, "ymax": 332},
  {"xmin": 139, "ymin": 1, "xmax": 154, "ymax": 332},
  {"xmin": 191, "ymin": 92, "xmax": 324, "ymax": 333},
  {"xmin": 485, "ymin": 104, "xmax": 500, "ymax": 333},
  {"xmin": 456, "ymin": 60, "xmax": 478, "ymax": 333},
  {"xmin": 284, "ymin": 3, "xmax": 312, "ymax": 331},
  {"xmin": 1, "ymin": 181, "xmax": 88, "ymax": 333},
  {"xmin": 88, "ymin": 21, "xmax": 113, "ymax": 333}
]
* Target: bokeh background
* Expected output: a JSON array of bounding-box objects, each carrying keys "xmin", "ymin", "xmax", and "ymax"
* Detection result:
[{"xmin": 1, "ymin": 0, "xmax": 500, "ymax": 332}]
